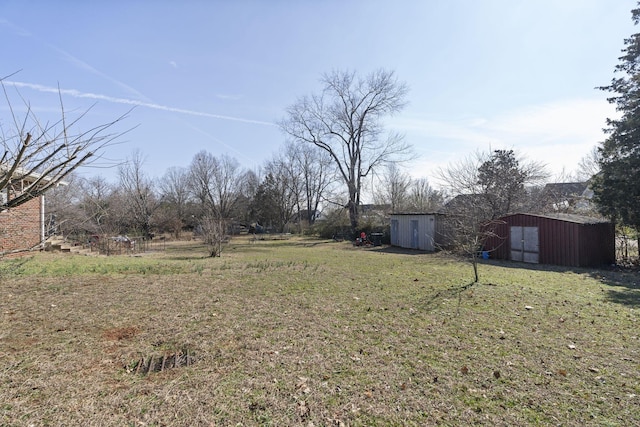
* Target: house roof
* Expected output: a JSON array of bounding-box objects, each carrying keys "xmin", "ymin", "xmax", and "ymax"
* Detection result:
[
  {"xmin": 390, "ymin": 212, "xmax": 444, "ymax": 216},
  {"xmin": 542, "ymin": 182, "xmax": 588, "ymax": 197},
  {"xmin": 0, "ymin": 164, "xmax": 68, "ymax": 186}
]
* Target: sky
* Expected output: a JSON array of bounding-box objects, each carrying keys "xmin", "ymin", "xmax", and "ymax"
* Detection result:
[{"xmin": 1, "ymin": 0, "xmax": 638, "ymax": 191}]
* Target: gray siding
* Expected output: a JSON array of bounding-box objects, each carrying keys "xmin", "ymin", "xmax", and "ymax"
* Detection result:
[{"xmin": 390, "ymin": 214, "xmax": 438, "ymax": 251}]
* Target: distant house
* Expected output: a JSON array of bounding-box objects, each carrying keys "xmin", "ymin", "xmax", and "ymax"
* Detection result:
[
  {"xmin": 360, "ymin": 203, "xmax": 392, "ymax": 224},
  {"xmin": 483, "ymin": 213, "xmax": 615, "ymax": 268},
  {"xmin": 389, "ymin": 213, "xmax": 448, "ymax": 251},
  {"xmin": 0, "ymin": 169, "xmax": 61, "ymax": 257},
  {"xmin": 540, "ymin": 182, "xmax": 593, "ymax": 213}
]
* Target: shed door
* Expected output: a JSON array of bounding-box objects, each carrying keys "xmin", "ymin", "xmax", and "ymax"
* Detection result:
[
  {"xmin": 391, "ymin": 220, "xmax": 399, "ymax": 246},
  {"xmin": 411, "ymin": 220, "xmax": 419, "ymax": 249},
  {"xmin": 510, "ymin": 226, "xmax": 539, "ymax": 263}
]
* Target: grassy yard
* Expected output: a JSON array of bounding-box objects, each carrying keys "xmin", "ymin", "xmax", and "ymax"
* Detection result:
[{"xmin": 0, "ymin": 237, "xmax": 638, "ymax": 426}]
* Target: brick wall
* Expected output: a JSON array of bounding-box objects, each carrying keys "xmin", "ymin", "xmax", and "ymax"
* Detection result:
[{"xmin": 0, "ymin": 196, "xmax": 42, "ymax": 255}]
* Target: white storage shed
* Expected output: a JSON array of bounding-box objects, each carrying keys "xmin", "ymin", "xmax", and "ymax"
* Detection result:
[{"xmin": 389, "ymin": 213, "xmax": 447, "ymax": 251}]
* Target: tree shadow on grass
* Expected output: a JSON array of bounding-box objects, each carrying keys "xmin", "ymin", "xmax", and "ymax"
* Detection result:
[
  {"xmin": 419, "ymin": 280, "xmax": 487, "ymax": 314},
  {"xmin": 367, "ymin": 245, "xmax": 429, "ymax": 256},
  {"xmin": 478, "ymin": 258, "xmax": 640, "ymax": 307},
  {"xmin": 591, "ymin": 268, "xmax": 640, "ymax": 307},
  {"xmin": 605, "ymin": 287, "xmax": 640, "ymax": 306}
]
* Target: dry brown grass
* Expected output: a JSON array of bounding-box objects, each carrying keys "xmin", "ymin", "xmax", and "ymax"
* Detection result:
[{"xmin": 1, "ymin": 236, "xmax": 639, "ymax": 426}]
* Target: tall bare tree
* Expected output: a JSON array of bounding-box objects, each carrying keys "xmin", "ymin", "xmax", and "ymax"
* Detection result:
[
  {"xmin": 157, "ymin": 166, "xmax": 192, "ymax": 237},
  {"xmin": 406, "ymin": 177, "xmax": 443, "ymax": 212},
  {"xmin": 188, "ymin": 151, "xmax": 244, "ymax": 254},
  {"xmin": 79, "ymin": 175, "xmax": 116, "ymax": 235},
  {"xmin": 117, "ymin": 150, "xmax": 158, "ymax": 238},
  {"xmin": 281, "ymin": 69, "xmax": 410, "ymax": 235},
  {"xmin": 43, "ymin": 172, "xmax": 82, "ymax": 236},
  {"xmin": 235, "ymin": 169, "xmax": 260, "ymax": 227},
  {"xmin": 374, "ymin": 163, "xmax": 411, "ymax": 212},
  {"xmin": 271, "ymin": 148, "xmax": 304, "ymax": 230},
  {"xmin": 1, "ymin": 78, "xmax": 127, "ymax": 211},
  {"xmin": 189, "ymin": 151, "xmax": 242, "ymax": 221},
  {"xmin": 286, "ymin": 141, "xmax": 334, "ymax": 227}
]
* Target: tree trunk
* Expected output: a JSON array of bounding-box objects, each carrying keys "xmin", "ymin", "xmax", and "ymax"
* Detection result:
[
  {"xmin": 471, "ymin": 253, "xmax": 479, "ymax": 283},
  {"xmin": 348, "ymin": 200, "xmax": 359, "ymax": 237}
]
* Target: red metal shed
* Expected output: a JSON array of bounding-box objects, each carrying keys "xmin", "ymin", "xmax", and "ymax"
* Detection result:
[{"xmin": 483, "ymin": 213, "xmax": 615, "ymax": 268}]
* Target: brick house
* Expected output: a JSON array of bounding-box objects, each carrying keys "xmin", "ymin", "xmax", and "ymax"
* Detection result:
[
  {"xmin": 0, "ymin": 169, "xmax": 57, "ymax": 257},
  {"xmin": 0, "ymin": 196, "xmax": 44, "ymax": 256}
]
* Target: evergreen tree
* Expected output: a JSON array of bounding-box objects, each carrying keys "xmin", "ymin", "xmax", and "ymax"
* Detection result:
[
  {"xmin": 477, "ymin": 149, "xmax": 527, "ymax": 218},
  {"xmin": 593, "ymin": 4, "xmax": 640, "ymax": 236}
]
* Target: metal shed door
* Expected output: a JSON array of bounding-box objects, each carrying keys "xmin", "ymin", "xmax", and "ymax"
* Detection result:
[
  {"xmin": 391, "ymin": 220, "xmax": 399, "ymax": 246},
  {"xmin": 411, "ymin": 220, "xmax": 419, "ymax": 249},
  {"xmin": 510, "ymin": 226, "xmax": 539, "ymax": 263}
]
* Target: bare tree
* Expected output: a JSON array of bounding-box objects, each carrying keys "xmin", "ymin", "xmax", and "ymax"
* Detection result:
[
  {"xmin": 287, "ymin": 141, "xmax": 334, "ymax": 227},
  {"xmin": 44, "ymin": 174, "xmax": 117, "ymax": 239},
  {"xmin": 406, "ymin": 177, "xmax": 443, "ymax": 212},
  {"xmin": 444, "ymin": 204, "xmax": 505, "ymax": 284},
  {"xmin": 374, "ymin": 163, "xmax": 411, "ymax": 212},
  {"xmin": 576, "ymin": 146, "xmax": 601, "ymax": 182},
  {"xmin": 188, "ymin": 151, "xmax": 243, "ymax": 254},
  {"xmin": 157, "ymin": 166, "xmax": 192, "ymax": 238},
  {"xmin": 235, "ymin": 169, "xmax": 261, "ymax": 227},
  {"xmin": 189, "ymin": 151, "xmax": 242, "ymax": 220},
  {"xmin": 43, "ymin": 172, "xmax": 82, "ymax": 236},
  {"xmin": 200, "ymin": 215, "xmax": 226, "ymax": 257},
  {"xmin": 438, "ymin": 149, "xmax": 547, "ymax": 283},
  {"xmin": 117, "ymin": 150, "xmax": 157, "ymax": 238},
  {"xmin": 1, "ymin": 78, "xmax": 128, "ymax": 211},
  {"xmin": 264, "ymin": 155, "xmax": 303, "ymax": 232},
  {"xmin": 281, "ymin": 69, "xmax": 410, "ymax": 235},
  {"xmin": 79, "ymin": 175, "xmax": 116, "ymax": 235}
]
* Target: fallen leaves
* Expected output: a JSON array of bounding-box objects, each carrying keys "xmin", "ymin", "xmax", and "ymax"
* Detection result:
[
  {"xmin": 296, "ymin": 400, "xmax": 310, "ymax": 420},
  {"xmin": 296, "ymin": 377, "xmax": 311, "ymax": 394}
]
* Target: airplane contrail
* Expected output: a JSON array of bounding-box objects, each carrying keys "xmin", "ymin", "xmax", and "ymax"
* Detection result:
[{"xmin": 4, "ymin": 81, "xmax": 276, "ymax": 127}]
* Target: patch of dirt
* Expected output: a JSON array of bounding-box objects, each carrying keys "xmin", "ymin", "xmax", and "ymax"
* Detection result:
[{"xmin": 102, "ymin": 326, "xmax": 140, "ymax": 341}]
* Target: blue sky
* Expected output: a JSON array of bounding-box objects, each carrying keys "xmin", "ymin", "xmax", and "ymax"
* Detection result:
[{"xmin": 1, "ymin": 0, "xmax": 637, "ymax": 188}]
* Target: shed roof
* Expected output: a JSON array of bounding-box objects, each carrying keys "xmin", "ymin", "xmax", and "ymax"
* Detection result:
[
  {"xmin": 500, "ymin": 212, "xmax": 610, "ymax": 225},
  {"xmin": 390, "ymin": 212, "xmax": 444, "ymax": 216}
]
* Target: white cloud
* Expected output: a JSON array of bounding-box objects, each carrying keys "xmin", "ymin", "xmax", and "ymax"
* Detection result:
[{"xmin": 395, "ymin": 97, "xmax": 618, "ymax": 181}]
